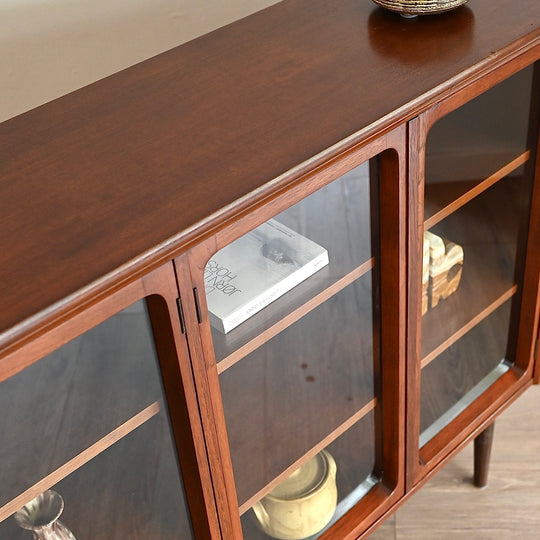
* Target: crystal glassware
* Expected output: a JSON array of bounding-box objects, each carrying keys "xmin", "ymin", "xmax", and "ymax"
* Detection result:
[{"xmin": 14, "ymin": 490, "xmax": 76, "ymax": 540}]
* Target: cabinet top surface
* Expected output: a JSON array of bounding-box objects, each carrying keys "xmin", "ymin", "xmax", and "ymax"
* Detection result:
[{"xmin": 0, "ymin": 0, "xmax": 539, "ymax": 348}]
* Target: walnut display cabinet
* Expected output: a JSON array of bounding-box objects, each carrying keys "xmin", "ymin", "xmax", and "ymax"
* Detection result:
[{"xmin": 0, "ymin": 1, "xmax": 539, "ymax": 539}]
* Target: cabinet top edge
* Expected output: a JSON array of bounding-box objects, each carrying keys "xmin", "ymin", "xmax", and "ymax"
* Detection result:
[{"xmin": 0, "ymin": 0, "xmax": 539, "ymax": 352}]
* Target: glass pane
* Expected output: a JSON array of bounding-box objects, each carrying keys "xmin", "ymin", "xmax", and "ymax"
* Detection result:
[
  {"xmin": 421, "ymin": 302, "xmax": 511, "ymax": 446},
  {"xmin": 205, "ymin": 160, "xmax": 382, "ymax": 538},
  {"xmin": 0, "ymin": 300, "xmax": 194, "ymax": 539},
  {"xmin": 420, "ymin": 66, "xmax": 533, "ymax": 446}
]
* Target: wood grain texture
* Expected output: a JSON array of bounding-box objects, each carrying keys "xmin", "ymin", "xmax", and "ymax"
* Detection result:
[
  {"xmin": 1, "ymin": 0, "xmax": 539, "ymax": 353},
  {"xmin": 405, "ymin": 114, "xmax": 427, "ymax": 491}
]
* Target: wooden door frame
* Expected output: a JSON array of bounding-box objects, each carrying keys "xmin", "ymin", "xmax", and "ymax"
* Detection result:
[
  {"xmin": 0, "ymin": 263, "xmax": 220, "ymax": 539},
  {"xmin": 178, "ymin": 124, "xmax": 408, "ymax": 540},
  {"xmin": 406, "ymin": 54, "xmax": 540, "ymax": 490}
]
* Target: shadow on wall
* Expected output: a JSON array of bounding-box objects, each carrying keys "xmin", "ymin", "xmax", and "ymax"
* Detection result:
[{"xmin": 0, "ymin": 0, "xmax": 279, "ymax": 122}]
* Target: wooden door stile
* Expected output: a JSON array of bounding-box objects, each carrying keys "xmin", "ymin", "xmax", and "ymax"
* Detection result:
[
  {"xmin": 369, "ymin": 143, "xmax": 383, "ymax": 482},
  {"xmin": 406, "ymin": 114, "xmax": 429, "ymax": 490},
  {"xmin": 377, "ymin": 126, "xmax": 408, "ymax": 496},
  {"xmin": 535, "ymin": 318, "xmax": 540, "ymax": 384},
  {"xmin": 144, "ymin": 266, "xmax": 222, "ymax": 539},
  {"xmin": 515, "ymin": 61, "xmax": 540, "ymax": 381},
  {"xmin": 502, "ymin": 64, "xmax": 540, "ymax": 380},
  {"xmin": 174, "ymin": 252, "xmax": 242, "ymax": 539}
]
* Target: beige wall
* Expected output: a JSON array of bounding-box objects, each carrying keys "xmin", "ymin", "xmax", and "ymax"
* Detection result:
[{"xmin": 0, "ymin": 0, "xmax": 280, "ymax": 122}]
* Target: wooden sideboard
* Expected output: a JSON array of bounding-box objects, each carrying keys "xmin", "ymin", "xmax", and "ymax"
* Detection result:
[{"xmin": 1, "ymin": 1, "xmax": 539, "ymax": 538}]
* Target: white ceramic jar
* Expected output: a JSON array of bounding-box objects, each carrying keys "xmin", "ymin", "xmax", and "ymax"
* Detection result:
[{"xmin": 251, "ymin": 450, "xmax": 338, "ymax": 540}]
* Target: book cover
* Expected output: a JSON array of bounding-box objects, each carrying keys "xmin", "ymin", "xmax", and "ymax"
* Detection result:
[{"xmin": 204, "ymin": 219, "xmax": 329, "ymax": 334}]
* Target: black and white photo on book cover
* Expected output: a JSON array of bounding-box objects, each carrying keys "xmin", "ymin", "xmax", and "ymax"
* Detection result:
[{"xmin": 204, "ymin": 219, "xmax": 329, "ymax": 333}]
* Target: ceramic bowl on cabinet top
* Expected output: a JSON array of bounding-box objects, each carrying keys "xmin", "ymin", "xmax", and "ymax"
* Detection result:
[{"xmin": 372, "ymin": 0, "xmax": 469, "ymax": 17}]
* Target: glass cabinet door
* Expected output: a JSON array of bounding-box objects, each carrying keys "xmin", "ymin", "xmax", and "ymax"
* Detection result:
[
  {"xmin": 413, "ymin": 63, "xmax": 539, "ymax": 469},
  {"xmin": 0, "ymin": 282, "xmax": 203, "ymax": 538},
  {"xmin": 190, "ymin": 135, "xmax": 406, "ymax": 539}
]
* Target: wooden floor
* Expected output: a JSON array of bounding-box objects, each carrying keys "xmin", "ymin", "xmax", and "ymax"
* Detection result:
[{"xmin": 370, "ymin": 384, "xmax": 540, "ymax": 539}]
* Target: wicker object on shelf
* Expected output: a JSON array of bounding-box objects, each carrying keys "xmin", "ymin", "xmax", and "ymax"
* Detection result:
[{"xmin": 372, "ymin": 0, "xmax": 469, "ymax": 16}]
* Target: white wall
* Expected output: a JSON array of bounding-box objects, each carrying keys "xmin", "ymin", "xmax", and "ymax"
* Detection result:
[{"xmin": 0, "ymin": 0, "xmax": 281, "ymax": 122}]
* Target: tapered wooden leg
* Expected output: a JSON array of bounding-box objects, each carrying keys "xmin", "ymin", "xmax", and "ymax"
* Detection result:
[{"xmin": 474, "ymin": 422, "xmax": 495, "ymax": 488}]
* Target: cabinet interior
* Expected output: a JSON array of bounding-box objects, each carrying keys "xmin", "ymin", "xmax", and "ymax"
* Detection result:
[
  {"xmin": 419, "ymin": 65, "xmax": 534, "ymax": 448},
  {"xmin": 0, "ymin": 301, "xmax": 194, "ymax": 539}
]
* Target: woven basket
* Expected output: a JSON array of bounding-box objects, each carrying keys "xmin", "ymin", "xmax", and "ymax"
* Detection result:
[{"xmin": 372, "ymin": 0, "xmax": 468, "ymax": 16}]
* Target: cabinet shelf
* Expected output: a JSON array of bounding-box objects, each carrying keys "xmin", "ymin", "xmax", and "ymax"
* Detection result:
[
  {"xmin": 215, "ymin": 259, "xmax": 374, "ymax": 374},
  {"xmin": 220, "ymin": 273, "xmax": 377, "ymax": 510},
  {"xmin": 421, "ymin": 286, "xmax": 516, "ymax": 369},
  {"xmin": 0, "ymin": 305, "xmax": 172, "ymax": 526},
  {"xmin": 421, "ymin": 174, "xmax": 527, "ymax": 367},
  {"xmin": 420, "ymin": 301, "xmax": 512, "ymax": 439},
  {"xmin": 240, "ymin": 410, "xmax": 378, "ymax": 536},
  {"xmin": 0, "ymin": 413, "xmax": 193, "ymax": 539},
  {"xmin": 212, "ymin": 162, "xmax": 374, "ymax": 372},
  {"xmin": 0, "ymin": 402, "xmax": 160, "ymax": 523},
  {"xmin": 238, "ymin": 398, "xmax": 376, "ymax": 515},
  {"xmin": 424, "ymin": 150, "xmax": 529, "ymax": 229}
]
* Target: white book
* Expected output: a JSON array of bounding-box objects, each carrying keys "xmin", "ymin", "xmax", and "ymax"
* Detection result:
[{"xmin": 204, "ymin": 219, "xmax": 329, "ymax": 334}]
